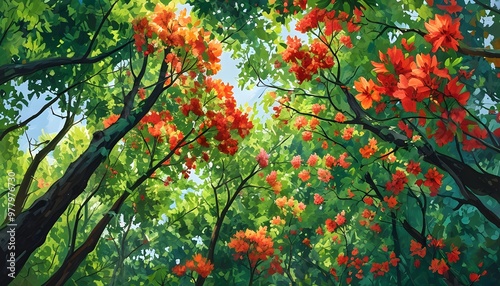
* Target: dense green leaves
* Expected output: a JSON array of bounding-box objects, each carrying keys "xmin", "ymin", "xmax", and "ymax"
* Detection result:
[{"xmin": 1, "ymin": 0, "xmax": 499, "ymax": 285}]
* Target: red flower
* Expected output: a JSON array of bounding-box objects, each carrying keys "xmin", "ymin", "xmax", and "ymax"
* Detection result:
[
  {"xmin": 370, "ymin": 223, "xmax": 381, "ymax": 233},
  {"xmin": 469, "ymin": 273, "xmax": 481, "ymax": 282},
  {"xmin": 172, "ymin": 264, "xmax": 186, "ymax": 276},
  {"xmin": 317, "ymin": 168, "xmax": 333, "ymax": 183},
  {"xmin": 294, "ymin": 116, "xmax": 308, "ymax": 130},
  {"xmin": 437, "ymin": 0, "xmax": 463, "ymax": 15},
  {"xmin": 302, "ymin": 131, "xmax": 313, "ymax": 141},
  {"xmin": 410, "ymin": 240, "xmax": 427, "ymax": 258},
  {"xmin": 316, "ymin": 226, "xmax": 324, "ymax": 235},
  {"xmin": 386, "ymin": 170, "xmax": 408, "ymax": 195},
  {"xmin": 268, "ymin": 255, "xmax": 284, "ymax": 275},
  {"xmin": 307, "ymin": 153, "xmax": 319, "ymax": 166},
  {"xmin": 446, "ymin": 244, "xmax": 460, "ymax": 263},
  {"xmin": 372, "ymin": 46, "xmax": 413, "ymax": 76},
  {"xmin": 406, "ymin": 160, "xmax": 421, "ymax": 175},
  {"xmin": 326, "ymin": 218, "xmax": 337, "ymax": 232},
  {"xmin": 255, "ymin": 148, "xmax": 269, "ymax": 168},
  {"xmin": 291, "ymin": 155, "xmax": 302, "ymax": 169},
  {"xmin": 424, "ymin": 14, "xmax": 463, "ymax": 52},
  {"xmin": 384, "ymin": 196, "xmax": 398, "ymax": 209},
  {"xmin": 363, "ymin": 196, "xmax": 374, "ymax": 206},
  {"xmin": 429, "ymin": 258, "xmax": 449, "ymax": 275},
  {"xmin": 337, "ymin": 253, "xmax": 348, "ymax": 265},
  {"xmin": 434, "ymin": 120, "xmax": 455, "ymax": 147},
  {"xmin": 424, "ymin": 167, "xmax": 443, "ymax": 196},
  {"xmin": 335, "ymin": 211, "xmax": 346, "ymax": 225},
  {"xmin": 393, "ymin": 75, "xmax": 430, "ymax": 113},
  {"xmin": 313, "ymin": 193, "xmax": 324, "ymax": 205},
  {"xmin": 401, "ymin": 38, "xmax": 415, "ymax": 52},
  {"xmin": 445, "ymin": 77, "xmax": 470, "ymax": 105}
]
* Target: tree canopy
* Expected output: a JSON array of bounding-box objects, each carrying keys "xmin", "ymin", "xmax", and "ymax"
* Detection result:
[{"xmin": 1, "ymin": 0, "xmax": 499, "ymax": 285}]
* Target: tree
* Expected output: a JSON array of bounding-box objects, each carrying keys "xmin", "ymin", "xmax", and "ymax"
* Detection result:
[{"xmin": 1, "ymin": 0, "xmax": 499, "ymax": 285}]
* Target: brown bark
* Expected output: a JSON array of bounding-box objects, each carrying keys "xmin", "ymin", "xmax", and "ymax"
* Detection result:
[{"xmin": 0, "ymin": 53, "xmax": 168, "ymax": 283}]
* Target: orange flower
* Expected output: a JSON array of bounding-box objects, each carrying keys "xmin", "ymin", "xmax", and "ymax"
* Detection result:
[
  {"xmin": 271, "ymin": 216, "xmax": 285, "ymax": 226},
  {"xmin": 275, "ymin": 196, "xmax": 288, "ymax": 208},
  {"xmin": 298, "ymin": 170, "xmax": 311, "ymax": 182},
  {"xmin": 228, "ymin": 227, "xmax": 274, "ymax": 267},
  {"xmin": 302, "ymin": 131, "xmax": 313, "ymax": 141},
  {"xmin": 172, "ymin": 264, "xmax": 186, "ymax": 276},
  {"xmin": 354, "ymin": 77, "xmax": 380, "ymax": 109},
  {"xmin": 429, "ymin": 258, "xmax": 449, "ymax": 275},
  {"xmin": 181, "ymin": 254, "xmax": 214, "ymax": 278},
  {"xmin": 291, "ymin": 155, "xmax": 302, "ymax": 169},
  {"xmin": 103, "ymin": 114, "xmax": 120, "ymax": 128},
  {"xmin": 311, "ymin": 103, "xmax": 326, "ymax": 115},
  {"xmin": 302, "ymin": 238, "xmax": 311, "ymax": 247},
  {"xmin": 384, "ymin": 196, "xmax": 398, "ymax": 209},
  {"xmin": 334, "ymin": 112, "xmax": 346, "ymax": 122},
  {"xmin": 294, "ymin": 116, "xmax": 308, "ymax": 130},
  {"xmin": 307, "ymin": 153, "xmax": 319, "ymax": 166},
  {"xmin": 37, "ymin": 178, "xmax": 50, "ymax": 189},
  {"xmin": 342, "ymin": 126, "xmax": 355, "ymax": 140},
  {"xmin": 363, "ymin": 196, "xmax": 374, "ymax": 206},
  {"xmin": 409, "ymin": 240, "xmax": 427, "ymax": 258},
  {"xmin": 309, "ymin": 117, "xmax": 320, "ymax": 130},
  {"xmin": 194, "ymin": 256, "xmax": 214, "ymax": 278},
  {"xmin": 359, "ymin": 145, "xmax": 375, "ymax": 159},
  {"xmin": 266, "ymin": 171, "xmax": 282, "ymax": 194},
  {"xmin": 424, "ymin": 14, "xmax": 463, "ymax": 52},
  {"xmin": 317, "ymin": 168, "xmax": 333, "ymax": 183}
]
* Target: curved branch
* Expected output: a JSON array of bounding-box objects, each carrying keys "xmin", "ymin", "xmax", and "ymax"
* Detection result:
[
  {"xmin": 458, "ymin": 43, "xmax": 500, "ymax": 59},
  {"xmin": 82, "ymin": 0, "xmax": 119, "ymax": 59},
  {"xmin": 0, "ymin": 39, "xmax": 133, "ymax": 85},
  {"xmin": 0, "ymin": 65, "xmax": 106, "ymax": 141},
  {"xmin": 474, "ymin": 0, "xmax": 500, "ymax": 15},
  {"xmin": 6, "ymin": 108, "xmax": 75, "ymax": 222}
]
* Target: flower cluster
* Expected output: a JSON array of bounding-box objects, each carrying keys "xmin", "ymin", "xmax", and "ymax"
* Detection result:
[
  {"xmin": 172, "ymin": 253, "xmax": 214, "ymax": 278},
  {"xmin": 228, "ymin": 227, "xmax": 275, "ymax": 267},
  {"xmin": 132, "ymin": 3, "xmax": 222, "ymax": 74},
  {"xmin": 275, "ymin": 196, "xmax": 306, "ymax": 219}
]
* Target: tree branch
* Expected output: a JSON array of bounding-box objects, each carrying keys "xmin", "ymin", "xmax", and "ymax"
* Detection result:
[
  {"xmin": 458, "ymin": 43, "xmax": 500, "ymax": 59},
  {"xmin": 0, "ymin": 39, "xmax": 133, "ymax": 85}
]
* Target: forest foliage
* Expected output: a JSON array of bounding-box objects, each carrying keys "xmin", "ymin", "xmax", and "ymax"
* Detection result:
[{"xmin": 0, "ymin": 0, "xmax": 499, "ymax": 285}]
